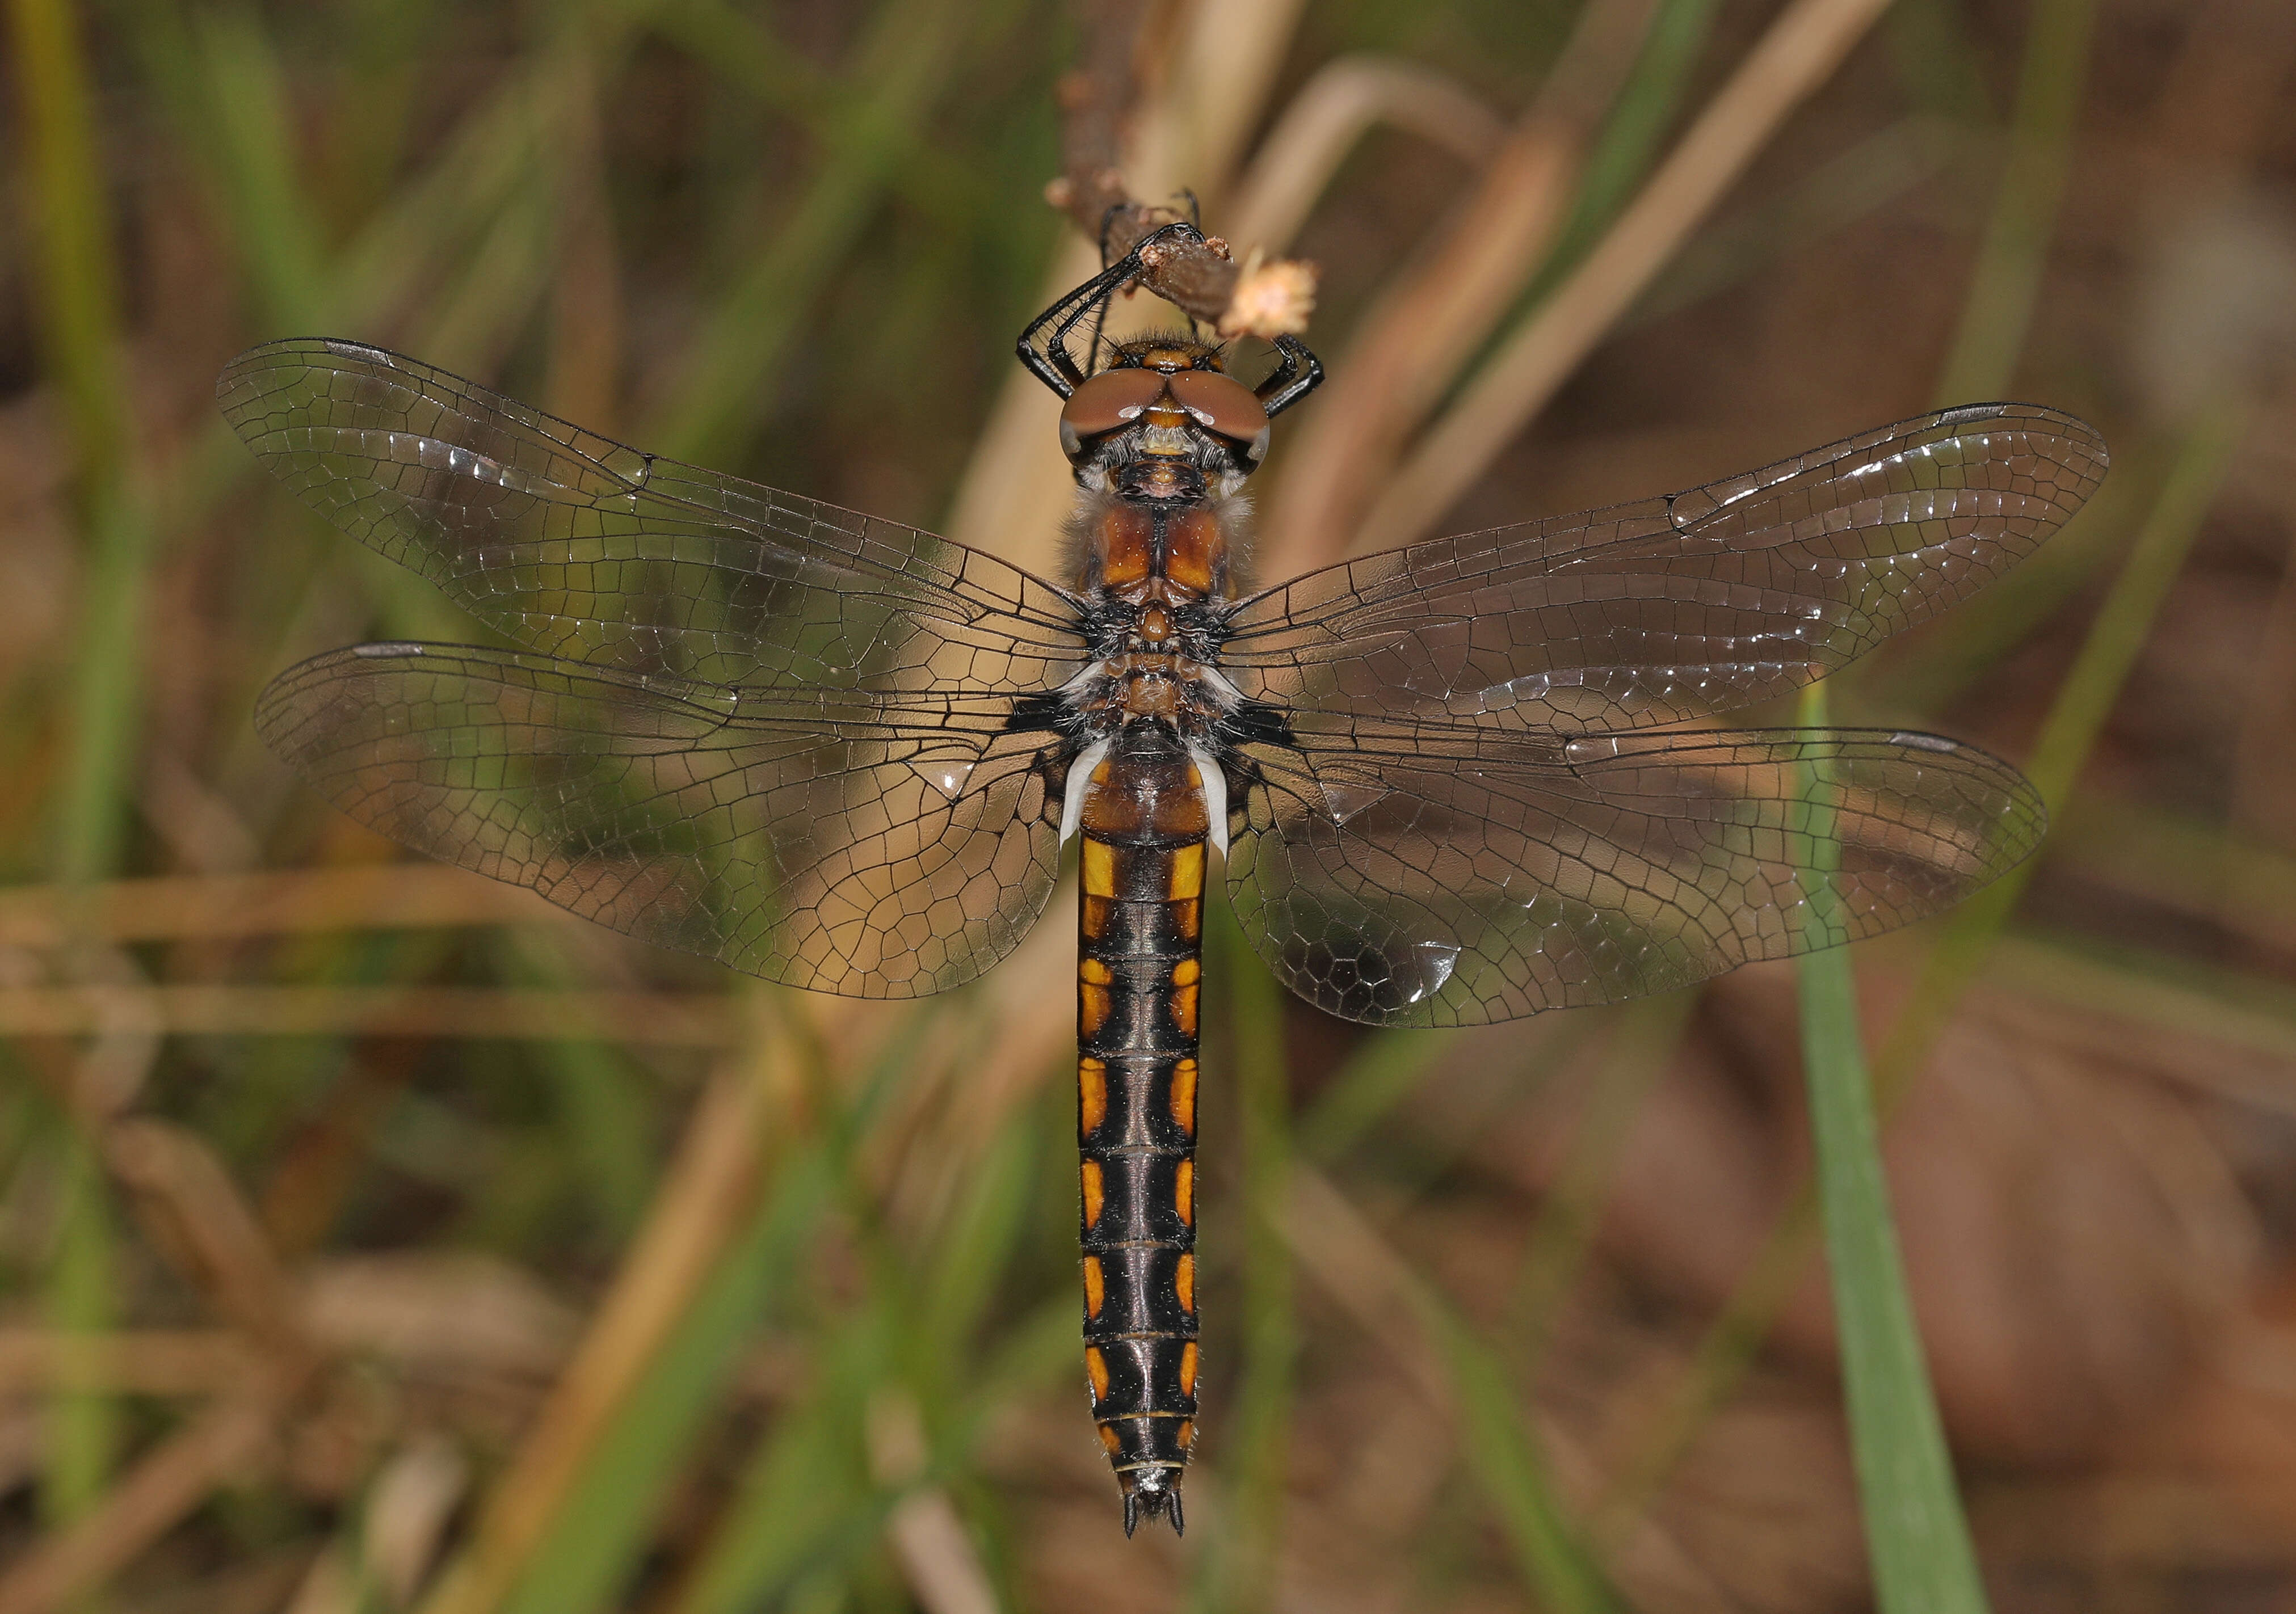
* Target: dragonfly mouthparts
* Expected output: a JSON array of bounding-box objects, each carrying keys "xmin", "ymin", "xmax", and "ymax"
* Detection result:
[{"xmin": 1116, "ymin": 456, "xmax": 1206, "ymax": 504}]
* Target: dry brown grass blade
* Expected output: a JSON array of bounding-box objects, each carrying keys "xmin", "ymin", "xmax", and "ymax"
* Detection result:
[
  {"xmin": 1259, "ymin": 0, "xmax": 1656, "ymax": 580},
  {"xmin": 103, "ymin": 1119, "xmax": 313, "ymax": 1364},
  {"xmin": 1221, "ymin": 56, "xmax": 1508, "ymax": 256},
  {"xmin": 0, "ymin": 1330, "xmax": 255, "ymax": 1396},
  {"xmin": 1256, "ymin": 120, "xmax": 1579, "ymax": 580},
  {"xmin": 415, "ymin": 1023, "xmax": 786, "ymax": 1614},
  {"xmin": 1280, "ymin": 1166, "xmax": 1723, "ymax": 1605},
  {"xmin": 0, "ymin": 864, "xmax": 565, "ymax": 947},
  {"xmin": 2049, "ymin": 795, "xmax": 2296, "ymax": 956},
  {"xmin": 867, "ymin": 1392, "xmax": 999, "ymax": 1614},
  {"xmin": 1979, "ymin": 939, "xmax": 2296, "ymax": 1117},
  {"xmin": 1353, "ymin": 0, "xmax": 1898, "ymax": 554},
  {"xmin": 0, "ymin": 984, "xmax": 738, "ymax": 1044},
  {"xmin": 0, "ymin": 1396, "xmax": 279, "ymax": 1614},
  {"xmin": 0, "ymin": 1120, "xmax": 324, "ymax": 1608}
]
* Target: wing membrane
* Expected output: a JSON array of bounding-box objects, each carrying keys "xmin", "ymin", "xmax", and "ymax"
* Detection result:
[
  {"xmin": 218, "ymin": 339, "xmax": 1088, "ymax": 693},
  {"xmin": 1224, "ymin": 723, "xmax": 2044, "ymax": 1026},
  {"xmin": 256, "ymin": 644, "xmax": 1066, "ymax": 997},
  {"xmin": 1223, "ymin": 405, "xmax": 2105, "ymax": 731}
]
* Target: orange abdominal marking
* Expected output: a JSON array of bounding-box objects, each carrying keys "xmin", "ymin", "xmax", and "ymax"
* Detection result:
[
  {"xmin": 1175, "ymin": 1158, "xmax": 1193, "ymax": 1226},
  {"xmin": 1169, "ymin": 844, "xmax": 1205, "ymax": 899},
  {"xmin": 1081, "ymin": 1159, "xmax": 1105, "ymax": 1229},
  {"xmin": 1083, "ymin": 1255, "xmax": 1106, "ymax": 1318},
  {"xmin": 1079, "ymin": 1059, "xmax": 1107, "ymax": 1133},
  {"xmin": 1175, "ymin": 1255, "xmax": 1196, "ymax": 1313},
  {"xmin": 1086, "ymin": 1347, "xmax": 1111, "ymax": 1402},
  {"xmin": 1171, "ymin": 1060, "xmax": 1197, "ymax": 1135},
  {"xmin": 1081, "ymin": 840, "xmax": 1117, "ymax": 897},
  {"xmin": 1180, "ymin": 1342, "xmax": 1199, "ymax": 1396}
]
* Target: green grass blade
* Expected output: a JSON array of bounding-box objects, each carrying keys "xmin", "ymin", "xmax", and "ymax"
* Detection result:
[
  {"xmin": 40, "ymin": 1123, "xmax": 117, "ymax": 1536},
  {"xmin": 1931, "ymin": 0, "xmax": 2097, "ymax": 402},
  {"xmin": 492, "ymin": 1142, "xmax": 841, "ymax": 1614},
  {"xmin": 1509, "ymin": 992, "xmax": 1696, "ymax": 1369},
  {"xmin": 1599, "ymin": 411, "xmax": 2244, "ymax": 1537},
  {"xmin": 667, "ymin": 1308, "xmax": 886, "ymax": 1614},
  {"xmin": 1873, "ymin": 402, "xmax": 2245, "ymax": 1088},
  {"xmin": 1534, "ymin": 0, "xmax": 1722, "ymax": 292},
  {"xmin": 647, "ymin": 0, "xmax": 974, "ymax": 463},
  {"xmin": 1190, "ymin": 909, "xmax": 1296, "ymax": 1611},
  {"xmin": 481, "ymin": 1012, "xmax": 920, "ymax": 1614},
  {"xmin": 10, "ymin": 5, "xmax": 148, "ymax": 1595},
  {"xmin": 1422, "ymin": 1300, "xmax": 1625, "ymax": 1614},
  {"xmin": 1297, "ymin": 1031, "xmax": 1443, "ymax": 1161},
  {"xmin": 1793, "ymin": 682, "xmax": 1986, "ymax": 1614},
  {"xmin": 186, "ymin": 7, "xmax": 334, "ymax": 330}
]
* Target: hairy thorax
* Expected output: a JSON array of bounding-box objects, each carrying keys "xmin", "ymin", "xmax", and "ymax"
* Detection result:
[{"xmin": 1062, "ymin": 490, "xmax": 1246, "ymax": 745}]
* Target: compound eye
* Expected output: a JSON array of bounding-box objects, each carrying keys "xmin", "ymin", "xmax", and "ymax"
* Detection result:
[
  {"xmin": 1059, "ymin": 369, "xmax": 1167, "ymax": 460},
  {"xmin": 1168, "ymin": 370, "xmax": 1270, "ymax": 453}
]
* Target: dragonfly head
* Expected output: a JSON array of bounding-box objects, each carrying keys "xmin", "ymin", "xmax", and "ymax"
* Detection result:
[{"xmin": 1058, "ymin": 338, "xmax": 1271, "ymax": 495}]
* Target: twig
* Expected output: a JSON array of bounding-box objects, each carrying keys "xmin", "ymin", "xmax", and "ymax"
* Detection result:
[
  {"xmin": 1040, "ymin": 0, "xmax": 1317, "ymax": 335},
  {"xmin": 1355, "ymin": 0, "xmax": 1899, "ymax": 555}
]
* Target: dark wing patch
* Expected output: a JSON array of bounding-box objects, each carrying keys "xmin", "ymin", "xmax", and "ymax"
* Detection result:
[
  {"xmin": 1222, "ymin": 722, "xmax": 2044, "ymax": 1026},
  {"xmin": 1222, "ymin": 405, "xmax": 2105, "ymax": 732},
  {"xmin": 256, "ymin": 644, "xmax": 1066, "ymax": 997}
]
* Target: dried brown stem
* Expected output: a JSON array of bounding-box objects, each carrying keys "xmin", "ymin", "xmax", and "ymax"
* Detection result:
[
  {"xmin": 1355, "ymin": 0, "xmax": 1899, "ymax": 554},
  {"xmin": 0, "ymin": 1396, "xmax": 281, "ymax": 1614},
  {"xmin": 0, "ymin": 984, "xmax": 737, "ymax": 1044},
  {"xmin": 0, "ymin": 864, "xmax": 565, "ymax": 947},
  {"xmin": 415, "ymin": 1036, "xmax": 787, "ymax": 1614},
  {"xmin": 1259, "ymin": 0, "xmax": 1658, "ymax": 579},
  {"xmin": 103, "ymin": 1120, "xmax": 315, "ymax": 1366},
  {"xmin": 1221, "ymin": 56, "xmax": 1509, "ymax": 256},
  {"xmin": 1042, "ymin": 0, "xmax": 1316, "ymax": 334},
  {"xmin": 0, "ymin": 1329, "xmax": 256, "ymax": 1396}
]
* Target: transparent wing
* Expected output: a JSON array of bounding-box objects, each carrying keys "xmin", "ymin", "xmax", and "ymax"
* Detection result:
[
  {"xmin": 1222, "ymin": 722, "xmax": 2045, "ymax": 1026},
  {"xmin": 218, "ymin": 339, "xmax": 1088, "ymax": 693},
  {"xmin": 255, "ymin": 644, "xmax": 1067, "ymax": 997},
  {"xmin": 1223, "ymin": 405, "xmax": 2105, "ymax": 731}
]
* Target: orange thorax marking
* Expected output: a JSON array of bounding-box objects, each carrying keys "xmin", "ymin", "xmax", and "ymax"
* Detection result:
[{"xmin": 1084, "ymin": 504, "xmax": 1228, "ymax": 597}]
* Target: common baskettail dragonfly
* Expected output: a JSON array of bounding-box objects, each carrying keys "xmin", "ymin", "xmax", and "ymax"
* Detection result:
[{"xmin": 221, "ymin": 220, "xmax": 2105, "ymax": 1536}]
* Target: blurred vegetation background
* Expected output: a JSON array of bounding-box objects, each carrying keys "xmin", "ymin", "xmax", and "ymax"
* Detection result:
[{"xmin": 3, "ymin": 0, "xmax": 2295, "ymax": 1609}]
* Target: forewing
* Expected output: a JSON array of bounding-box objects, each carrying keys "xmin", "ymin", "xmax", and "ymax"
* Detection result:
[
  {"xmin": 1223, "ymin": 723, "xmax": 2044, "ymax": 1026},
  {"xmin": 1223, "ymin": 405, "xmax": 2105, "ymax": 731},
  {"xmin": 218, "ymin": 339, "xmax": 1087, "ymax": 693},
  {"xmin": 256, "ymin": 644, "xmax": 1066, "ymax": 997}
]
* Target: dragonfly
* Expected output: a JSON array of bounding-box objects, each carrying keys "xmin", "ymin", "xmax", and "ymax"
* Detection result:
[{"xmin": 221, "ymin": 220, "xmax": 2105, "ymax": 1536}]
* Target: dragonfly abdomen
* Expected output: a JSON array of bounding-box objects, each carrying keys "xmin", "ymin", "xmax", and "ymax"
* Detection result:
[{"xmin": 1074, "ymin": 723, "xmax": 1209, "ymax": 1536}]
